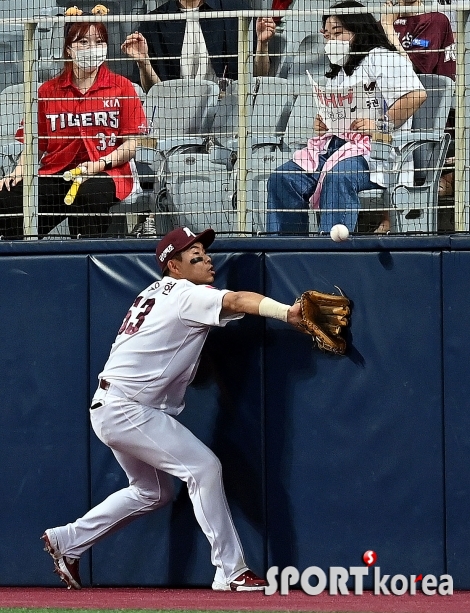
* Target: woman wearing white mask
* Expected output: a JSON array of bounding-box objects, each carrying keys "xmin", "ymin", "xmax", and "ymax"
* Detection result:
[
  {"xmin": 0, "ymin": 12, "xmax": 147, "ymax": 239},
  {"xmin": 266, "ymin": 0, "xmax": 427, "ymax": 235}
]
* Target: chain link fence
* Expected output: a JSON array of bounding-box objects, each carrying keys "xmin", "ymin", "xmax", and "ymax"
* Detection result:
[{"xmin": 0, "ymin": 0, "xmax": 467, "ymax": 239}]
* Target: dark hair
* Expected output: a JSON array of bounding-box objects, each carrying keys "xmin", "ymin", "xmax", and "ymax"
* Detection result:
[
  {"xmin": 323, "ymin": 0, "xmax": 397, "ymax": 78},
  {"xmin": 62, "ymin": 22, "xmax": 108, "ymax": 76},
  {"xmin": 163, "ymin": 251, "xmax": 183, "ymax": 276}
]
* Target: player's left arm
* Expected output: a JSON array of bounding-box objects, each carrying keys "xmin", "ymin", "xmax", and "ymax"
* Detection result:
[{"xmin": 221, "ymin": 291, "xmax": 302, "ymax": 327}]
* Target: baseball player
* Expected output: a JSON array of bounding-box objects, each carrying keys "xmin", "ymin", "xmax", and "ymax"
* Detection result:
[{"xmin": 42, "ymin": 226, "xmax": 303, "ymax": 591}]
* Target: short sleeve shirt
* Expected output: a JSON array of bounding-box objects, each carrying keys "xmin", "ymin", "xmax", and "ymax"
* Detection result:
[
  {"xmin": 393, "ymin": 12, "xmax": 456, "ymax": 79},
  {"xmin": 15, "ymin": 65, "xmax": 147, "ymax": 200},
  {"xmin": 330, "ymin": 48, "xmax": 425, "ymax": 186},
  {"xmin": 99, "ymin": 278, "xmax": 243, "ymax": 415},
  {"xmin": 331, "ymin": 48, "xmax": 424, "ymax": 126}
]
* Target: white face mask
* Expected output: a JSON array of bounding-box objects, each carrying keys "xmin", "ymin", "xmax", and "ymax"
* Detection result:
[
  {"xmin": 324, "ymin": 39, "xmax": 350, "ymax": 67},
  {"xmin": 71, "ymin": 44, "xmax": 107, "ymax": 70}
]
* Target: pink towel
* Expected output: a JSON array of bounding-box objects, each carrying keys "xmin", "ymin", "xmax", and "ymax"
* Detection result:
[{"xmin": 292, "ymin": 132, "xmax": 371, "ymax": 209}]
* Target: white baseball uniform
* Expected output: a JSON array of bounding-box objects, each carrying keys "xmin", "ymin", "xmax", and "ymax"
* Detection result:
[{"xmin": 49, "ymin": 277, "xmax": 250, "ymax": 585}]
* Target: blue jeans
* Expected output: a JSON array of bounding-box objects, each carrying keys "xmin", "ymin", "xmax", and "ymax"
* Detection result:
[{"xmin": 266, "ymin": 136, "xmax": 382, "ymax": 234}]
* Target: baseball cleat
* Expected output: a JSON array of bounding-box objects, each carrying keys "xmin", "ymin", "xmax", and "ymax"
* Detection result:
[
  {"xmin": 212, "ymin": 569, "xmax": 268, "ymax": 591},
  {"xmin": 41, "ymin": 529, "xmax": 82, "ymax": 590}
]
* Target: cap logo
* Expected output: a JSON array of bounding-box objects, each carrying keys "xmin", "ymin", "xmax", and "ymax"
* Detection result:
[
  {"xmin": 159, "ymin": 244, "xmax": 174, "ymax": 262},
  {"xmin": 183, "ymin": 227, "xmax": 196, "ymax": 238}
]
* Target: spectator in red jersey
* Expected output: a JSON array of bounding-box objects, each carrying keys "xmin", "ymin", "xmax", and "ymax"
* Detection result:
[{"xmin": 0, "ymin": 16, "xmax": 146, "ymax": 239}]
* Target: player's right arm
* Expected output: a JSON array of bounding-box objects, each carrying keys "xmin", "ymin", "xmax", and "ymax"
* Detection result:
[{"xmin": 221, "ymin": 291, "xmax": 302, "ymax": 327}]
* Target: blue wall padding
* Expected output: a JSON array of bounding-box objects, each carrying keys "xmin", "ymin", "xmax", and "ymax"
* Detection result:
[
  {"xmin": 443, "ymin": 250, "xmax": 470, "ymax": 588},
  {"xmin": 88, "ymin": 252, "xmax": 265, "ymax": 586},
  {"xmin": 0, "ymin": 239, "xmax": 468, "ymax": 588},
  {"xmin": 264, "ymin": 251, "xmax": 445, "ymax": 584},
  {"xmin": 0, "ymin": 255, "xmax": 91, "ymax": 586}
]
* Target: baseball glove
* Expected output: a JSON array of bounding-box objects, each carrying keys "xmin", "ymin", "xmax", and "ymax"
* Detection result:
[{"xmin": 297, "ymin": 288, "xmax": 351, "ymax": 355}]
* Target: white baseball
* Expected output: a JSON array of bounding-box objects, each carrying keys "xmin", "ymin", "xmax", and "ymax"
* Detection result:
[{"xmin": 330, "ymin": 224, "xmax": 350, "ymax": 242}]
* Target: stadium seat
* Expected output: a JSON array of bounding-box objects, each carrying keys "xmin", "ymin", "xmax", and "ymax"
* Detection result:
[
  {"xmin": 132, "ymin": 82, "xmax": 146, "ymax": 104},
  {"xmin": 142, "ymin": 78, "xmax": 238, "ymax": 234},
  {"xmin": 221, "ymin": 77, "xmax": 297, "ymax": 234},
  {"xmin": 155, "ymin": 76, "xmax": 297, "ymax": 235},
  {"xmin": 210, "ymin": 77, "xmax": 296, "ymax": 154},
  {"xmin": 275, "ymin": 0, "xmax": 328, "ymax": 81},
  {"xmin": 145, "ymin": 77, "xmax": 220, "ymax": 153},
  {"xmin": 283, "ymin": 34, "xmax": 329, "ymax": 88},
  {"xmin": 282, "ymin": 75, "xmax": 316, "ymax": 151},
  {"xmin": 0, "ymin": 26, "xmax": 24, "ymax": 93}
]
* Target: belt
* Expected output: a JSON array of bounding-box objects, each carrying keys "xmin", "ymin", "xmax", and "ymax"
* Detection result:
[
  {"xmin": 90, "ymin": 379, "xmax": 114, "ymax": 410},
  {"xmin": 97, "ymin": 379, "xmax": 128, "ymax": 400}
]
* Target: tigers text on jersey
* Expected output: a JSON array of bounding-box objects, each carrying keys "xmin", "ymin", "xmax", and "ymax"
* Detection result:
[
  {"xmin": 15, "ymin": 65, "xmax": 147, "ymax": 200},
  {"xmin": 99, "ymin": 278, "xmax": 243, "ymax": 415}
]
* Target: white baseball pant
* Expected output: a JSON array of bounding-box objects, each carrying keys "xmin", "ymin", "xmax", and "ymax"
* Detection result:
[{"xmin": 50, "ymin": 384, "xmax": 248, "ymax": 585}]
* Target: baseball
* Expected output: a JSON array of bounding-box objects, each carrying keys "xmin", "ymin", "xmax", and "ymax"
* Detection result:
[{"xmin": 330, "ymin": 224, "xmax": 350, "ymax": 242}]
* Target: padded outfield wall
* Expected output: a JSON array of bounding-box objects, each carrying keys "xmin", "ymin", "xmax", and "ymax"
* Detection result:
[{"xmin": 1, "ymin": 235, "xmax": 470, "ymax": 589}]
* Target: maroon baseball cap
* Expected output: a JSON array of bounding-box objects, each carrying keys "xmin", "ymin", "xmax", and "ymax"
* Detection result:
[{"xmin": 156, "ymin": 226, "xmax": 216, "ymax": 272}]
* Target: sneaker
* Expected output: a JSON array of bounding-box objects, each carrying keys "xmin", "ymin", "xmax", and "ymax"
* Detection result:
[
  {"xmin": 129, "ymin": 220, "xmax": 144, "ymax": 236},
  {"xmin": 141, "ymin": 214, "xmax": 157, "ymax": 237},
  {"xmin": 41, "ymin": 530, "xmax": 82, "ymax": 590},
  {"xmin": 212, "ymin": 569, "xmax": 268, "ymax": 591}
]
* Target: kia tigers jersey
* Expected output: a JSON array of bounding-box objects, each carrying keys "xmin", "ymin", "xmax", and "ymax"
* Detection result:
[{"xmin": 15, "ymin": 65, "xmax": 147, "ymax": 200}]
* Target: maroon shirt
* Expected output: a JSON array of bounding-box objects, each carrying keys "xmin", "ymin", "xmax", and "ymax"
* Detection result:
[{"xmin": 393, "ymin": 11, "xmax": 456, "ymax": 79}]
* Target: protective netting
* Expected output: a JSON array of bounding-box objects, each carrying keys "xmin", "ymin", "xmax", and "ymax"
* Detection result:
[{"xmin": 0, "ymin": 0, "xmax": 465, "ymax": 239}]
